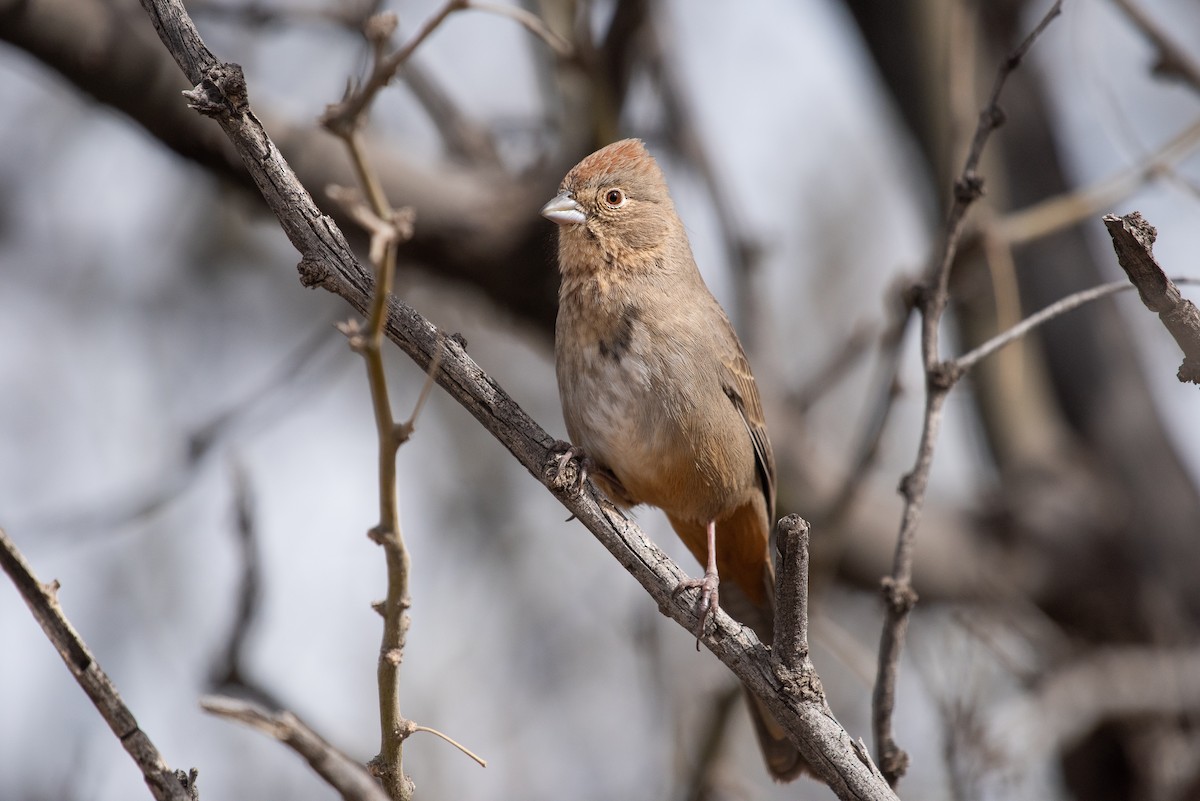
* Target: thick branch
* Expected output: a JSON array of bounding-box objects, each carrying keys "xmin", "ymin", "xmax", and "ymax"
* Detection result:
[
  {"xmin": 0, "ymin": 528, "xmax": 195, "ymax": 801},
  {"xmin": 134, "ymin": 0, "xmax": 895, "ymax": 796},
  {"xmin": 1103, "ymin": 212, "xmax": 1200, "ymax": 384}
]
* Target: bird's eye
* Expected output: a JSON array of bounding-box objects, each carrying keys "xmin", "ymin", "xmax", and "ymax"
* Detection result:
[{"xmin": 604, "ymin": 189, "xmax": 625, "ymax": 207}]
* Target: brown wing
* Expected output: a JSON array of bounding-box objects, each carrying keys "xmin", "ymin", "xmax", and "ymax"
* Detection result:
[{"xmin": 718, "ymin": 331, "xmax": 776, "ymax": 521}]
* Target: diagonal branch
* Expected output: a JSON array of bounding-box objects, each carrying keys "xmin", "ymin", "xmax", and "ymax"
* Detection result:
[
  {"xmin": 0, "ymin": 528, "xmax": 196, "ymax": 801},
  {"xmin": 134, "ymin": 0, "xmax": 896, "ymax": 797}
]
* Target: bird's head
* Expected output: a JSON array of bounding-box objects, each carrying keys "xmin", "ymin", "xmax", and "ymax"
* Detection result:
[{"xmin": 542, "ymin": 139, "xmax": 678, "ymax": 276}]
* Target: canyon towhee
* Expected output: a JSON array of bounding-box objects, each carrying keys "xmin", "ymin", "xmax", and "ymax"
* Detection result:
[{"xmin": 543, "ymin": 138, "xmax": 806, "ymax": 781}]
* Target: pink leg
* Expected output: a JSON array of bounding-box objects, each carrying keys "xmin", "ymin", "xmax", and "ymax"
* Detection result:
[{"xmin": 672, "ymin": 519, "xmax": 720, "ymax": 642}]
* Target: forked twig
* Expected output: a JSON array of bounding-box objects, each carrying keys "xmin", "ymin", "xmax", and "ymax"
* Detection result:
[{"xmin": 870, "ymin": 1, "xmax": 1064, "ymax": 785}]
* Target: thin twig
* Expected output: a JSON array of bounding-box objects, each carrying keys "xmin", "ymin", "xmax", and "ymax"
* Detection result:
[
  {"xmin": 871, "ymin": 1, "xmax": 1064, "ymax": 786},
  {"xmin": 408, "ymin": 725, "xmax": 487, "ymax": 768},
  {"xmin": 397, "ymin": 337, "xmax": 445, "ymax": 442},
  {"xmin": 951, "ymin": 272, "xmax": 1200, "ymax": 374},
  {"xmin": 335, "ymin": 135, "xmax": 416, "ymax": 798},
  {"xmin": 201, "ymin": 695, "xmax": 390, "ymax": 801},
  {"xmin": 955, "ymin": 281, "xmax": 1130, "ymax": 373},
  {"xmin": 331, "ymin": 88, "xmax": 479, "ymax": 798},
  {"xmin": 0, "ymin": 528, "xmax": 195, "ymax": 801},
  {"xmin": 322, "ymin": 0, "xmax": 466, "ymax": 135}
]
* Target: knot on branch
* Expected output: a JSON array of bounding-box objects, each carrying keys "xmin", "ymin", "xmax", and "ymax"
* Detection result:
[
  {"xmin": 297, "ymin": 256, "xmax": 331, "ymax": 288},
  {"xmin": 182, "ymin": 63, "xmax": 249, "ymax": 119},
  {"xmin": 365, "ymin": 12, "xmax": 399, "ymax": 43},
  {"xmin": 367, "ymin": 756, "xmax": 416, "ymax": 796},
  {"xmin": 368, "ymin": 524, "xmax": 399, "ymax": 547},
  {"xmin": 880, "ymin": 744, "xmax": 911, "ymax": 786},
  {"xmin": 953, "ymin": 171, "xmax": 985, "ymax": 204},
  {"xmin": 983, "ymin": 102, "xmax": 1008, "ymax": 131},
  {"xmin": 773, "ymin": 661, "xmax": 826, "ymax": 704},
  {"xmin": 928, "ymin": 360, "xmax": 960, "ymax": 391},
  {"xmin": 880, "ymin": 577, "xmax": 918, "ymax": 615}
]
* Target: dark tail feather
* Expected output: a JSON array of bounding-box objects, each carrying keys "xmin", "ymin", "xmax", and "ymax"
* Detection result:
[
  {"xmin": 720, "ymin": 581, "xmax": 811, "ymax": 781},
  {"xmin": 747, "ymin": 693, "xmax": 809, "ymax": 781}
]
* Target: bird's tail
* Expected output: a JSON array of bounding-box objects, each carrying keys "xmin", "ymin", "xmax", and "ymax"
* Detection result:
[{"xmin": 720, "ymin": 581, "xmax": 811, "ymax": 781}]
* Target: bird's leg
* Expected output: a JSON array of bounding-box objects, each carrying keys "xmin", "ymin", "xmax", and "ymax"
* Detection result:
[{"xmin": 672, "ymin": 519, "xmax": 720, "ymax": 644}]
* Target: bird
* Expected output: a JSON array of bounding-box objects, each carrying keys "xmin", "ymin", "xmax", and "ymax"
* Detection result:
[{"xmin": 541, "ymin": 138, "xmax": 806, "ymax": 781}]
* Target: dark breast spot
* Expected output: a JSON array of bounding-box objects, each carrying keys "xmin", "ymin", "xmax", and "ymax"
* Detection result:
[{"xmin": 598, "ymin": 306, "xmax": 639, "ymax": 362}]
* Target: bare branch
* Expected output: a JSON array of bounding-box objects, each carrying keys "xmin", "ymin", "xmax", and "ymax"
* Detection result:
[
  {"xmin": 1104, "ymin": 212, "xmax": 1200, "ymax": 384},
  {"xmin": 871, "ymin": 0, "xmax": 1063, "ymax": 785},
  {"xmin": 201, "ymin": 696, "xmax": 390, "ymax": 801},
  {"xmin": 334, "ymin": 129, "xmax": 417, "ymax": 801},
  {"xmin": 321, "ymin": 1, "xmax": 465, "ymax": 136},
  {"xmin": 955, "ymin": 280, "xmax": 1131, "ymax": 373},
  {"xmin": 397, "ymin": 338, "xmax": 445, "ymax": 443},
  {"xmin": 0, "ymin": 528, "xmax": 195, "ymax": 801}
]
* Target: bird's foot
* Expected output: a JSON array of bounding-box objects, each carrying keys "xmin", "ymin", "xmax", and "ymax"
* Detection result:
[
  {"xmin": 548, "ymin": 440, "xmax": 590, "ymax": 494},
  {"xmin": 673, "ymin": 568, "xmax": 720, "ymax": 646}
]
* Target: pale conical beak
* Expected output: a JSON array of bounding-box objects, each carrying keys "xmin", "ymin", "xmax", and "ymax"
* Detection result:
[{"xmin": 541, "ymin": 191, "xmax": 586, "ymax": 226}]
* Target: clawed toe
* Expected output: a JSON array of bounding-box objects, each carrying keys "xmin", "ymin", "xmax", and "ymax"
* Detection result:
[
  {"xmin": 673, "ymin": 570, "xmax": 720, "ymax": 645},
  {"xmin": 549, "ymin": 440, "xmax": 590, "ymax": 493}
]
